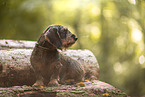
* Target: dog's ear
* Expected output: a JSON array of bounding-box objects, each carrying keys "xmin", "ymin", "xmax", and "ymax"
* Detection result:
[{"xmin": 45, "ymin": 27, "xmax": 62, "ymax": 48}]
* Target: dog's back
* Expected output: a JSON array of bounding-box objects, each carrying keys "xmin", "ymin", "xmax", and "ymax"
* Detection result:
[{"xmin": 59, "ymin": 53, "xmax": 85, "ymax": 84}]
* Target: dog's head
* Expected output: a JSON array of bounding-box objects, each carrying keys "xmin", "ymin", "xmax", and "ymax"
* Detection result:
[{"xmin": 44, "ymin": 25, "xmax": 78, "ymax": 49}]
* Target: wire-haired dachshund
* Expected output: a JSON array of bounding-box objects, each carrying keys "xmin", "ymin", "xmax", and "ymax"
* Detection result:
[{"xmin": 30, "ymin": 25, "xmax": 85, "ymax": 86}]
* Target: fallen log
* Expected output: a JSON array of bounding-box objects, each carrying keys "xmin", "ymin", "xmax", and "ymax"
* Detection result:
[
  {"xmin": 0, "ymin": 40, "xmax": 99, "ymax": 86},
  {"xmin": 0, "ymin": 48, "xmax": 99, "ymax": 86},
  {"xmin": 0, "ymin": 80, "xmax": 127, "ymax": 97},
  {"xmin": 0, "ymin": 40, "xmax": 35, "ymax": 49}
]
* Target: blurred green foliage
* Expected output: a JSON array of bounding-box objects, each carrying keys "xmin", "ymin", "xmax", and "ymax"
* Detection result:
[{"xmin": 0, "ymin": 0, "xmax": 145, "ymax": 96}]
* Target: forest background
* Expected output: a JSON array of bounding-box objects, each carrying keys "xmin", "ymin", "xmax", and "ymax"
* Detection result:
[{"xmin": 0, "ymin": 0, "xmax": 145, "ymax": 96}]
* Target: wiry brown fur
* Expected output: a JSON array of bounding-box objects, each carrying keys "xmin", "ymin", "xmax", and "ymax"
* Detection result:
[
  {"xmin": 59, "ymin": 54, "xmax": 84, "ymax": 84},
  {"xmin": 30, "ymin": 25, "xmax": 84, "ymax": 86}
]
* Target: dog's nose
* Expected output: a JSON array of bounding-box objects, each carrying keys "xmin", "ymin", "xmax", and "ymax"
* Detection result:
[
  {"xmin": 71, "ymin": 34, "xmax": 78, "ymax": 41},
  {"xmin": 74, "ymin": 37, "xmax": 78, "ymax": 41}
]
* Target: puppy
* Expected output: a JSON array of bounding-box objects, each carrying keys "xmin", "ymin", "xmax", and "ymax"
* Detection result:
[{"xmin": 30, "ymin": 25, "xmax": 84, "ymax": 86}]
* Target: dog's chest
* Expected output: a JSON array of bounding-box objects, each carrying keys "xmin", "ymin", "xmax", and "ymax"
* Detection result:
[{"xmin": 41, "ymin": 50, "xmax": 59, "ymax": 64}]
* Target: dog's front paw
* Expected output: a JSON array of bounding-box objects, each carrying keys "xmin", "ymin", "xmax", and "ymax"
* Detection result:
[
  {"xmin": 48, "ymin": 79, "xmax": 60, "ymax": 87},
  {"xmin": 32, "ymin": 80, "xmax": 44, "ymax": 87}
]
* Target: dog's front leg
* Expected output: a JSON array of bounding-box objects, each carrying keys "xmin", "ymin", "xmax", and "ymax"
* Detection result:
[{"xmin": 48, "ymin": 63, "xmax": 62, "ymax": 86}]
